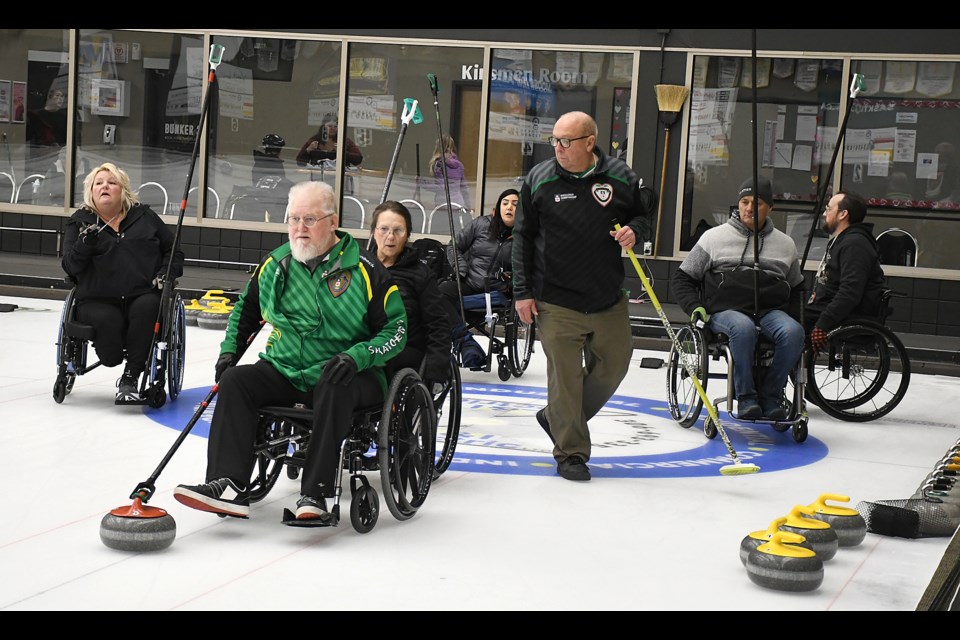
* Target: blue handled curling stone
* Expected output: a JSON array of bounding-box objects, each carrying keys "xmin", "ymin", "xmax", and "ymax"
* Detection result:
[
  {"xmin": 779, "ymin": 505, "xmax": 839, "ymax": 561},
  {"xmin": 806, "ymin": 493, "xmax": 867, "ymax": 547},
  {"xmin": 740, "ymin": 516, "xmax": 814, "ymax": 566},
  {"xmin": 745, "ymin": 531, "xmax": 823, "ymax": 592},
  {"xmin": 100, "ymin": 497, "xmax": 176, "ymax": 552}
]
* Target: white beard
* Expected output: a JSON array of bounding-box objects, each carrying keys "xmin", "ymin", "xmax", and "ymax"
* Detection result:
[{"xmin": 290, "ymin": 238, "xmax": 323, "ymax": 263}]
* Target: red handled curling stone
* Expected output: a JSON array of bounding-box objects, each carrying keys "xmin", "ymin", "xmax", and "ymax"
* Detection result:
[
  {"xmin": 100, "ymin": 497, "xmax": 176, "ymax": 552},
  {"xmin": 806, "ymin": 493, "xmax": 867, "ymax": 547},
  {"xmin": 740, "ymin": 516, "xmax": 814, "ymax": 566},
  {"xmin": 779, "ymin": 505, "xmax": 839, "ymax": 561},
  {"xmin": 745, "ymin": 531, "xmax": 823, "ymax": 592}
]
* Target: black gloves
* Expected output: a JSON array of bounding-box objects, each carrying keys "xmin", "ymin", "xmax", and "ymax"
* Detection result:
[
  {"xmin": 152, "ymin": 272, "xmax": 166, "ymax": 289},
  {"xmin": 215, "ymin": 352, "xmax": 238, "ymax": 382},
  {"xmin": 321, "ymin": 353, "xmax": 358, "ymax": 385},
  {"xmin": 810, "ymin": 327, "xmax": 828, "ymax": 353}
]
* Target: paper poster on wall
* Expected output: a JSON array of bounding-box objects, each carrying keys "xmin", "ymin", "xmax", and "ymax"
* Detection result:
[
  {"xmin": 858, "ymin": 60, "xmax": 883, "ymax": 95},
  {"xmin": 792, "ymin": 145, "xmax": 812, "ymax": 172},
  {"xmin": 895, "ymin": 130, "xmax": 917, "ymax": 163},
  {"xmin": 868, "ymin": 149, "xmax": 891, "ymax": 177},
  {"xmin": 0, "ymin": 80, "xmax": 9, "ymax": 122},
  {"xmin": 843, "ymin": 129, "xmax": 871, "ymax": 164},
  {"xmin": 796, "ymin": 114, "xmax": 818, "ymax": 141},
  {"xmin": 12, "ymin": 81, "xmax": 26, "ymax": 124},
  {"xmin": 775, "ymin": 142, "xmax": 792, "ymax": 168},
  {"xmin": 740, "ymin": 58, "xmax": 770, "ymax": 89},
  {"xmin": 916, "ymin": 62, "xmax": 955, "ymax": 97},
  {"xmin": 794, "ymin": 61, "xmax": 820, "ymax": 92},
  {"xmin": 762, "ymin": 120, "xmax": 778, "ymax": 167},
  {"xmin": 717, "ymin": 57, "xmax": 741, "ymax": 89},
  {"xmin": 772, "ymin": 58, "xmax": 795, "ymax": 79},
  {"xmin": 916, "ymin": 152, "xmax": 938, "ymax": 180},
  {"xmin": 884, "ymin": 61, "xmax": 917, "ymax": 94},
  {"xmin": 692, "ymin": 56, "xmax": 709, "ymax": 88}
]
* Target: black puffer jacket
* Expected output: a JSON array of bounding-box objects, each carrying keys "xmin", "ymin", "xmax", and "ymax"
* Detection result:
[
  {"xmin": 807, "ymin": 224, "xmax": 886, "ymax": 331},
  {"xmin": 386, "ymin": 245, "xmax": 452, "ymax": 382},
  {"xmin": 61, "ymin": 204, "xmax": 184, "ymax": 300},
  {"xmin": 447, "ymin": 215, "xmax": 512, "ymax": 294}
]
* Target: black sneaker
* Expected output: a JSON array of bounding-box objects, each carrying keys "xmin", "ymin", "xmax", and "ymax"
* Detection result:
[
  {"xmin": 536, "ymin": 407, "xmax": 556, "ymax": 445},
  {"xmin": 296, "ymin": 495, "xmax": 332, "ymax": 522},
  {"xmin": 761, "ymin": 396, "xmax": 788, "ymax": 421},
  {"xmin": 115, "ymin": 372, "xmax": 140, "ymax": 404},
  {"xmin": 174, "ymin": 478, "xmax": 250, "ymax": 518},
  {"xmin": 737, "ymin": 397, "xmax": 762, "ymax": 420},
  {"xmin": 557, "ymin": 455, "xmax": 591, "ymax": 482}
]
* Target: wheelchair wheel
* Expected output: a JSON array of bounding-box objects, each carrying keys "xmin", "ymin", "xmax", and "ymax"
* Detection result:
[
  {"xmin": 806, "ymin": 319, "xmax": 911, "ymax": 422},
  {"xmin": 249, "ymin": 415, "xmax": 296, "ymax": 503},
  {"xmin": 53, "ymin": 288, "xmax": 84, "ymax": 403},
  {"xmin": 165, "ymin": 292, "xmax": 186, "ymax": 401},
  {"xmin": 433, "ymin": 355, "xmax": 462, "ymax": 478},
  {"xmin": 350, "ymin": 484, "xmax": 380, "ymax": 534},
  {"xmin": 507, "ymin": 309, "xmax": 535, "ymax": 377},
  {"xmin": 666, "ymin": 325, "xmax": 708, "ymax": 428},
  {"xmin": 378, "ymin": 368, "xmax": 435, "ymax": 521}
]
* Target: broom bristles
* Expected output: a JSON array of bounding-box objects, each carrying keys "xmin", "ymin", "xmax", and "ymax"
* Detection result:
[{"xmin": 655, "ymin": 84, "xmax": 690, "ymax": 113}]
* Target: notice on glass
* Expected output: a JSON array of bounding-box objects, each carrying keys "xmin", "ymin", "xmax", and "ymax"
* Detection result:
[
  {"xmin": 916, "ymin": 152, "xmax": 939, "ymax": 180},
  {"xmin": 895, "ymin": 130, "xmax": 917, "ymax": 163}
]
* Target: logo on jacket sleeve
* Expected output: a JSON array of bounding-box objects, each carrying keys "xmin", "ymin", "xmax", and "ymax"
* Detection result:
[
  {"xmin": 592, "ymin": 183, "xmax": 613, "ymax": 207},
  {"xmin": 328, "ymin": 271, "xmax": 352, "ymax": 297}
]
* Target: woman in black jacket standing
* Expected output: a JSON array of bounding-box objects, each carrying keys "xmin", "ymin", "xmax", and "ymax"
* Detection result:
[
  {"xmin": 61, "ymin": 162, "xmax": 184, "ymax": 403},
  {"xmin": 370, "ymin": 201, "xmax": 451, "ymax": 390}
]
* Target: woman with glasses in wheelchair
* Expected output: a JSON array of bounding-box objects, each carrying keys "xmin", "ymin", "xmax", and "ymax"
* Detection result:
[
  {"xmin": 437, "ymin": 188, "xmax": 519, "ymax": 369},
  {"xmin": 61, "ymin": 162, "xmax": 184, "ymax": 403},
  {"xmin": 370, "ymin": 201, "xmax": 451, "ymax": 393}
]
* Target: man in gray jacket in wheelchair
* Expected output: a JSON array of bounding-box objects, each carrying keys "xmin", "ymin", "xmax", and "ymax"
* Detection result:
[{"xmin": 672, "ymin": 176, "xmax": 805, "ymax": 420}]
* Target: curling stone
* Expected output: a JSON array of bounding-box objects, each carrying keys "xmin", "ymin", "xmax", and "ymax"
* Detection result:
[
  {"xmin": 199, "ymin": 289, "xmax": 231, "ymax": 307},
  {"xmin": 779, "ymin": 504, "xmax": 839, "ymax": 561},
  {"xmin": 184, "ymin": 298, "xmax": 205, "ymax": 326},
  {"xmin": 740, "ymin": 516, "xmax": 814, "ymax": 566},
  {"xmin": 806, "ymin": 493, "xmax": 867, "ymax": 547},
  {"xmin": 197, "ymin": 301, "xmax": 233, "ymax": 331},
  {"xmin": 745, "ymin": 531, "xmax": 823, "ymax": 592},
  {"xmin": 100, "ymin": 497, "xmax": 176, "ymax": 552}
]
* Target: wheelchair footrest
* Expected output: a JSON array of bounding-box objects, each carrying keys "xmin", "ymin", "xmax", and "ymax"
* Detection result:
[
  {"xmin": 281, "ymin": 508, "xmax": 338, "ymax": 528},
  {"xmin": 115, "ymin": 393, "xmax": 149, "ymax": 406}
]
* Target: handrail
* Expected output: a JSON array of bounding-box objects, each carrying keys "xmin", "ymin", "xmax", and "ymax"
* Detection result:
[
  {"xmin": 0, "ymin": 172, "xmax": 14, "ymax": 203},
  {"xmin": 187, "ymin": 186, "xmax": 220, "ymax": 218},
  {"xmin": 14, "ymin": 173, "xmax": 45, "ymax": 203},
  {"xmin": 400, "ymin": 199, "xmax": 428, "ymax": 234},
  {"xmin": 137, "ymin": 182, "xmax": 170, "ymax": 216},
  {"xmin": 343, "ymin": 196, "xmax": 367, "ymax": 229},
  {"xmin": 427, "ymin": 202, "xmax": 468, "ymax": 234}
]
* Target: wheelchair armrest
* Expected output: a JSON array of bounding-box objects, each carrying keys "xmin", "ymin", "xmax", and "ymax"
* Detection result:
[{"xmin": 65, "ymin": 320, "xmax": 96, "ymax": 341}]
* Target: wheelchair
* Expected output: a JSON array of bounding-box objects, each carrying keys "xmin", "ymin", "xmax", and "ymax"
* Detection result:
[
  {"xmin": 666, "ymin": 322, "xmax": 810, "ymax": 444},
  {"xmin": 248, "ymin": 367, "xmax": 436, "ymax": 534},
  {"xmin": 432, "ymin": 352, "xmax": 463, "ymax": 478},
  {"xmin": 52, "ymin": 284, "xmax": 186, "ymax": 408},
  {"xmin": 459, "ymin": 290, "xmax": 536, "ymax": 381},
  {"xmin": 804, "ymin": 290, "xmax": 911, "ymax": 423}
]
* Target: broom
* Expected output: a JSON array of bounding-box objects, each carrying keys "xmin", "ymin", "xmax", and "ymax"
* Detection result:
[{"xmin": 653, "ymin": 84, "xmax": 690, "ymax": 257}]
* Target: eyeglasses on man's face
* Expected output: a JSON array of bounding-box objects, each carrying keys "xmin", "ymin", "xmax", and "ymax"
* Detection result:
[
  {"xmin": 375, "ymin": 225, "xmax": 407, "ymax": 237},
  {"xmin": 548, "ymin": 135, "xmax": 591, "ymax": 149},
  {"xmin": 287, "ymin": 212, "xmax": 334, "ymax": 227}
]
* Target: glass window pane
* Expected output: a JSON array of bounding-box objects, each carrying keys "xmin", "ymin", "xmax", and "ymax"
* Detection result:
[
  {"xmin": 682, "ymin": 55, "xmax": 843, "ymax": 259},
  {"xmin": 75, "ymin": 29, "xmax": 204, "ymax": 219},
  {"xmin": 344, "ymin": 42, "xmax": 484, "ymax": 236},
  {"xmin": 210, "ymin": 36, "xmax": 341, "ymax": 227},
  {"xmin": 0, "ymin": 29, "xmax": 70, "ymax": 207},
  {"xmin": 842, "ymin": 60, "xmax": 960, "ymax": 269},
  {"xmin": 488, "ymin": 48, "xmax": 636, "ymax": 218}
]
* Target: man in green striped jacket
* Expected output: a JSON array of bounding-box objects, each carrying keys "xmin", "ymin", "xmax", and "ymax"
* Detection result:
[{"xmin": 175, "ymin": 181, "xmax": 407, "ymax": 524}]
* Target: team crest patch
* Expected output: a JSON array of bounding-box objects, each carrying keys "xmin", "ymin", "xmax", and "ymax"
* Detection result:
[
  {"xmin": 328, "ymin": 271, "xmax": 352, "ymax": 297},
  {"xmin": 592, "ymin": 183, "xmax": 613, "ymax": 207}
]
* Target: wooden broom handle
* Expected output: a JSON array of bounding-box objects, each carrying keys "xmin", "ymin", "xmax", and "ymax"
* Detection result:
[{"xmin": 653, "ymin": 127, "xmax": 670, "ymax": 257}]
